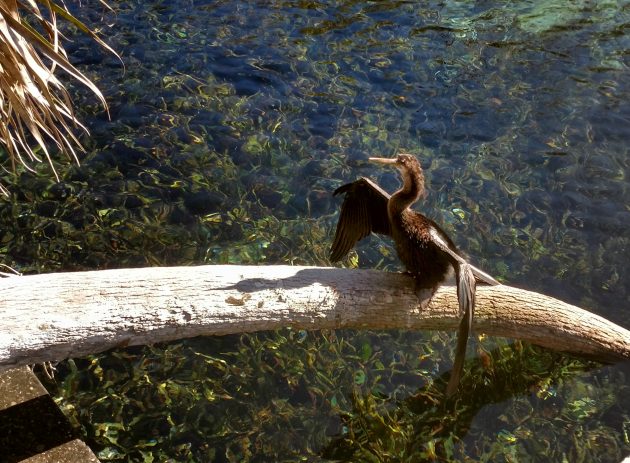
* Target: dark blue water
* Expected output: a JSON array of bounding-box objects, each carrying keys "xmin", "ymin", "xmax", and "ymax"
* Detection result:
[
  {"xmin": 3, "ymin": 0, "xmax": 630, "ymax": 461},
  {"xmin": 66, "ymin": 0, "xmax": 630, "ymax": 321}
]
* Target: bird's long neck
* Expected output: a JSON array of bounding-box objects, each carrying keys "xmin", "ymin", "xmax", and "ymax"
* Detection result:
[{"xmin": 389, "ymin": 167, "xmax": 425, "ymax": 215}]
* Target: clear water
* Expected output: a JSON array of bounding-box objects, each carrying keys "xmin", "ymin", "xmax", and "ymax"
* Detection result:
[{"xmin": 2, "ymin": 0, "xmax": 630, "ymax": 461}]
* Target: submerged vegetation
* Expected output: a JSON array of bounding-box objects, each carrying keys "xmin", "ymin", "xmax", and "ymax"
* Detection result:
[
  {"xmin": 41, "ymin": 333, "xmax": 628, "ymax": 462},
  {"xmin": 2, "ymin": 0, "xmax": 630, "ymax": 461}
]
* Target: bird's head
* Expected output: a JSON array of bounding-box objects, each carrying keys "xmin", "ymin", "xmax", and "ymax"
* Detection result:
[
  {"xmin": 368, "ymin": 153, "xmax": 421, "ymax": 173},
  {"xmin": 368, "ymin": 153, "xmax": 425, "ymax": 199}
]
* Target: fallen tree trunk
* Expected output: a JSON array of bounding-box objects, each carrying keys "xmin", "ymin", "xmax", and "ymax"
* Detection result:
[{"xmin": 1, "ymin": 265, "xmax": 629, "ymax": 371}]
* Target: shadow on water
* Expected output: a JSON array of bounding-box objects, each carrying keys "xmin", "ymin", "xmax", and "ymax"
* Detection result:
[{"xmin": 321, "ymin": 343, "xmax": 618, "ymax": 461}]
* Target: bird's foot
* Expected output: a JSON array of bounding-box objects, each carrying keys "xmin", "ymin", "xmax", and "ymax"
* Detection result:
[{"xmin": 414, "ymin": 285, "xmax": 435, "ymax": 310}]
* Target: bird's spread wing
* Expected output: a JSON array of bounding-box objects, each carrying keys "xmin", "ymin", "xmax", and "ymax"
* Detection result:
[{"xmin": 329, "ymin": 177, "xmax": 391, "ymax": 262}]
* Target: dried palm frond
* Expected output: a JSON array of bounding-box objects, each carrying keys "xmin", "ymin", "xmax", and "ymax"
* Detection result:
[{"xmin": 0, "ymin": 0, "xmax": 119, "ymax": 196}]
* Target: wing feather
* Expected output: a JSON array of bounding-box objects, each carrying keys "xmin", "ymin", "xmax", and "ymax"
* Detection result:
[
  {"xmin": 329, "ymin": 177, "xmax": 391, "ymax": 262},
  {"xmin": 427, "ymin": 226, "xmax": 499, "ymax": 285}
]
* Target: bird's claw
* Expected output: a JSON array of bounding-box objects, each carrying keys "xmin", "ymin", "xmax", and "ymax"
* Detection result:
[{"xmin": 414, "ymin": 286, "xmax": 435, "ymax": 309}]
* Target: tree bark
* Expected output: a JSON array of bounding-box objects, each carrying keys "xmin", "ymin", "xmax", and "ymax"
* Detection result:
[{"xmin": 1, "ymin": 265, "xmax": 629, "ymax": 372}]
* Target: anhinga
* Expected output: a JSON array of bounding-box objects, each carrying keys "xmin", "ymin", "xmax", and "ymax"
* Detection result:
[{"xmin": 329, "ymin": 153, "xmax": 499, "ymax": 396}]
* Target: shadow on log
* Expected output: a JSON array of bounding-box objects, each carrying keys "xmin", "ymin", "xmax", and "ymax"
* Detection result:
[{"xmin": 1, "ymin": 265, "xmax": 629, "ymax": 372}]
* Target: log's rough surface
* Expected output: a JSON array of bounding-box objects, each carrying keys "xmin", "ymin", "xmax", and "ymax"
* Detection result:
[{"xmin": 1, "ymin": 265, "xmax": 629, "ymax": 371}]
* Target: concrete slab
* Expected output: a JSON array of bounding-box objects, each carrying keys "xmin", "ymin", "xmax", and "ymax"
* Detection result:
[
  {"xmin": 0, "ymin": 367, "xmax": 100, "ymax": 463},
  {"xmin": 0, "ymin": 366, "xmax": 48, "ymax": 410},
  {"xmin": 21, "ymin": 440, "xmax": 100, "ymax": 463}
]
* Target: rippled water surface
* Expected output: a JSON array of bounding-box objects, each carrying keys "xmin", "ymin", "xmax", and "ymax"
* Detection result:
[{"xmin": 2, "ymin": 0, "xmax": 630, "ymax": 461}]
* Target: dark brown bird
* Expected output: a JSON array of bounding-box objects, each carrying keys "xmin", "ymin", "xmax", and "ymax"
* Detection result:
[{"xmin": 330, "ymin": 153, "xmax": 499, "ymax": 396}]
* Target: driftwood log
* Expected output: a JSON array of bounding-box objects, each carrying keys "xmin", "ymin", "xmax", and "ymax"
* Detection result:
[{"xmin": 1, "ymin": 265, "xmax": 629, "ymax": 372}]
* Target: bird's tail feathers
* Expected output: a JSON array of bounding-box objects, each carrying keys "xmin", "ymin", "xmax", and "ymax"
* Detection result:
[
  {"xmin": 457, "ymin": 263, "xmax": 476, "ymax": 318},
  {"xmin": 446, "ymin": 262, "xmax": 476, "ymax": 397}
]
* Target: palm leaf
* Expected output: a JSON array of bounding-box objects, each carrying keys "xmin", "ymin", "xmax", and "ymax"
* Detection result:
[{"xmin": 0, "ymin": 0, "xmax": 117, "ymax": 194}]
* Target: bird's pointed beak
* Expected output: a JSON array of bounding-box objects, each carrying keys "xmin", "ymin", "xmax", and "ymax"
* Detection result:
[{"xmin": 368, "ymin": 157, "xmax": 397, "ymax": 165}]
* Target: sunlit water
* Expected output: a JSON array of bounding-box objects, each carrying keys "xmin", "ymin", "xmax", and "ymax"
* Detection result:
[{"xmin": 2, "ymin": 0, "xmax": 630, "ymax": 461}]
